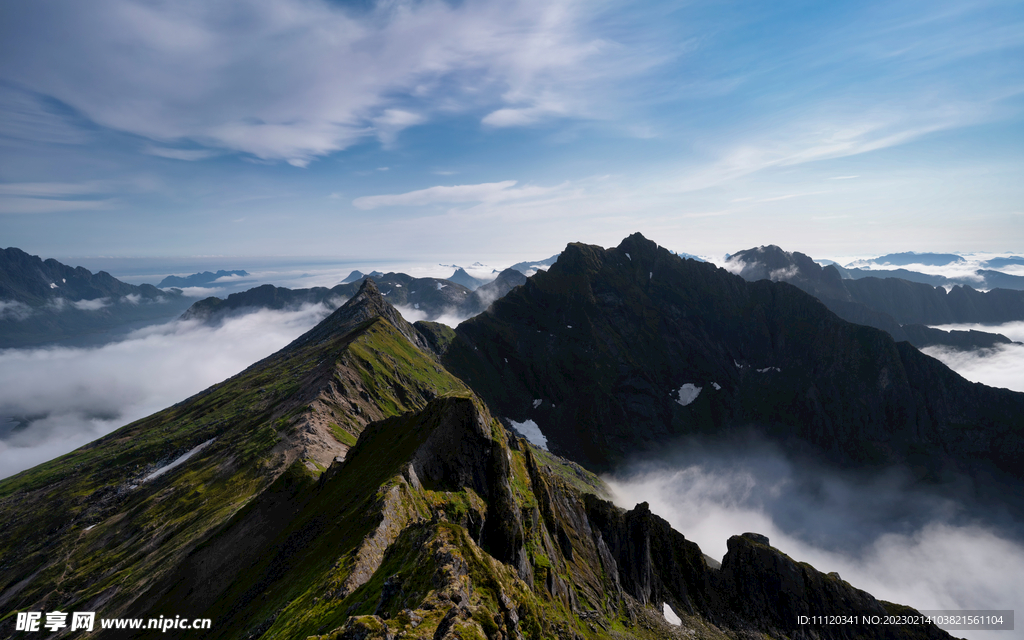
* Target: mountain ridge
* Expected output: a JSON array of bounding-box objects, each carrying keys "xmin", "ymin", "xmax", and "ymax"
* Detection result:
[
  {"xmin": 441, "ymin": 234, "xmax": 1024, "ymax": 491},
  {"xmin": 0, "ymin": 260, "xmax": 964, "ymax": 640}
]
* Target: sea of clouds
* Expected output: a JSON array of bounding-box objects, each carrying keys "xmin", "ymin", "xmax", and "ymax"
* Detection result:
[
  {"xmin": 607, "ymin": 437, "xmax": 1024, "ymax": 640},
  {"xmin": 0, "ymin": 304, "xmax": 333, "ymax": 479}
]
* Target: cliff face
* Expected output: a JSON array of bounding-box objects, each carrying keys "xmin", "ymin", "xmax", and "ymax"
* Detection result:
[
  {"xmin": 441, "ymin": 234, "xmax": 1024, "ymax": 485},
  {"xmin": 0, "ymin": 274, "xmax": 960, "ymax": 640}
]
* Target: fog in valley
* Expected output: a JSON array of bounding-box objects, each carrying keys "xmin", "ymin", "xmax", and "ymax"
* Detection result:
[
  {"xmin": 607, "ymin": 437, "xmax": 1024, "ymax": 640},
  {"xmin": 0, "ymin": 304, "xmax": 333, "ymax": 479}
]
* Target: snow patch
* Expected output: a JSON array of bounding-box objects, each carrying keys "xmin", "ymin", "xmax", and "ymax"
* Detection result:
[
  {"xmin": 712, "ymin": 382, "xmax": 721, "ymax": 390},
  {"xmin": 394, "ymin": 283, "xmax": 402, "ymax": 287},
  {"xmin": 625, "ymin": 253, "xmax": 631, "ymax": 261},
  {"xmin": 143, "ymin": 438, "xmax": 216, "ymax": 482},
  {"xmin": 49, "ymin": 282, "xmax": 57, "ymax": 289},
  {"xmin": 674, "ymin": 384, "xmax": 701, "ymax": 406},
  {"xmin": 413, "ymin": 303, "xmax": 419, "ymax": 309},
  {"xmin": 663, "ymin": 604, "xmax": 681, "ymax": 625},
  {"xmin": 435, "ymin": 282, "xmax": 447, "ymax": 290},
  {"xmin": 649, "ymin": 272, "xmax": 652, "ymax": 279},
  {"xmin": 757, "ymin": 367, "xmax": 781, "ymax": 373},
  {"xmin": 509, "ymin": 419, "xmax": 547, "ymax": 450},
  {"xmin": 533, "ymin": 399, "xmax": 543, "ymax": 408}
]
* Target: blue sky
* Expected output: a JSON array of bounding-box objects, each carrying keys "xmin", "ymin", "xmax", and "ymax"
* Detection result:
[{"xmin": 1, "ymin": 0, "xmax": 1022, "ymax": 265}]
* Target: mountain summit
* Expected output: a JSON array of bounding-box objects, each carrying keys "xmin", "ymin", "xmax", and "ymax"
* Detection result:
[{"xmin": 442, "ymin": 234, "xmax": 1024, "ymax": 490}]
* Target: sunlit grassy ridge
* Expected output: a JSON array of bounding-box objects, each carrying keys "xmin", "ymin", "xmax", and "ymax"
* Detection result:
[{"xmin": 0, "ymin": 314, "xmax": 467, "ymax": 624}]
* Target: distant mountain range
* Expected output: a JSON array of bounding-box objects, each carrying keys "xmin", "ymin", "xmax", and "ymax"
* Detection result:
[
  {"xmin": 849, "ymin": 251, "xmax": 966, "ymax": 267},
  {"xmin": 727, "ymin": 245, "xmax": 1024, "ymax": 349},
  {"xmin": 157, "ymin": 269, "xmax": 249, "ymax": 288},
  {"xmin": 182, "ymin": 268, "xmax": 528, "ymax": 324},
  {"xmin": 836, "ymin": 252, "xmax": 1024, "ymax": 290},
  {"xmin": 0, "ymin": 247, "xmax": 190, "ymax": 348},
  {"xmin": 0, "ymin": 250, "xmax": 976, "ymax": 639}
]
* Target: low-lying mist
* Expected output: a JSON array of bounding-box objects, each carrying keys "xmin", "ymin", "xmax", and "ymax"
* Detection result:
[
  {"xmin": 922, "ymin": 321, "xmax": 1024, "ymax": 393},
  {"xmin": 0, "ymin": 303, "xmax": 333, "ymax": 480},
  {"xmin": 394, "ymin": 304, "xmax": 472, "ymax": 328},
  {"xmin": 606, "ymin": 437, "xmax": 1024, "ymax": 640}
]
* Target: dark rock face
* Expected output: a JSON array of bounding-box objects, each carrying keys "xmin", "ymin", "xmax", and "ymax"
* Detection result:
[
  {"xmin": 710, "ymin": 534, "xmax": 952, "ymax": 639},
  {"xmin": 0, "ymin": 246, "xmax": 189, "ymax": 347},
  {"xmin": 441, "ymin": 234, "xmax": 1024, "ymax": 486}
]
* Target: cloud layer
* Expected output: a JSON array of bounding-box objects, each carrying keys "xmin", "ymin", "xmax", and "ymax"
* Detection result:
[
  {"xmin": 607, "ymin": 441, "xmax": 1024, "ymax": 640},
  {"xmin": 0, "ymin": 0, "xmax": 623, "ymax": 166},
  {"xmin": 0, "ymin": 304, "xmax": 331, "ymax": 479}
]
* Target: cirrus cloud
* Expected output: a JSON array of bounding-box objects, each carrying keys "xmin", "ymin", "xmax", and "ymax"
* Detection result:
[
  {"xmin": 352, "ymin": 179, "xmax": 561, "ymax": 209},
  {"xmin": 0, "ymin": 0, "xmax": 630, "ymax": 166}
]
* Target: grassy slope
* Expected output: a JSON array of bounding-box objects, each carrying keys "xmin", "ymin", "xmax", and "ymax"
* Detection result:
[{"xmin": 0, "ymin": 317, "xmax": 467, "ymax": 625}]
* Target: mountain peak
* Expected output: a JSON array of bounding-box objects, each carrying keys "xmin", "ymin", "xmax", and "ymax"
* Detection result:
[{"xmin": 283, "ymin": 277, "xmax": 429, "ymax": 354}]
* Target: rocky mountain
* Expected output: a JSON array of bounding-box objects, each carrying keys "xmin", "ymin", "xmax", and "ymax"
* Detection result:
[
  {"xmin": 157, "ymin": 270, "xmax": 249, "ymax": 288},
  {"xmin": 341, "ymin": 270, "xmax": 385, "ymax": 284},
  {"xmin": 0, "ymin": 247, "xmax": 190, "ymax": 347},
  {"xmin": 0, "ymin": 279, "xmax": 957, "ymax": 640},
  {"xmin": 983, "ymin": 256, "xmax": 1024, "ymax": 269},
  {"xmin": 182, "ymin": 269, "xmax": 527, "ymax": 325},
  {"xmin": 851, "ymin": 252, "xmax": 965, "ymax": 267},
  {"xmin": 831, "ymin": 265, "xmax": 1024, "ymax": 292},
  {"xmin": 447, "ymin": 267, "xmax": 487, "ymax": 290},
  {"xmin": 440, "ymin": 235, "xmax": 1024, "ymax": 497},
  {"xmin": 727, "ymin": 245, "xmax": 1024, "ymax": 348},
  {"xmin": 510, "ymin": 254, "xmax": 560, "ymax": 277}
]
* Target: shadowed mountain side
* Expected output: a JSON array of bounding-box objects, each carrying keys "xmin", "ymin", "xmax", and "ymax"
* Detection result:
[
  {"xmin": 0, "ymin": 247, "xmax": 190, "ymax": 347},
  {"xmin": 441, "ymin": 234, "xmax": 1024, "ymax": 489}
]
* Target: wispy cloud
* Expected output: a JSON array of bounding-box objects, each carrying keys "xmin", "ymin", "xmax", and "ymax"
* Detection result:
[
  {"xmin": 0, "ymin": 0, "xmax": 635, "ymax": 166},
  {"xmin": 353, "ymin": 179, "xmax": 559, "ymax": 209},
  {"xmin": 143, "ymin": 146, "xmax": 221, "ymax": 161},
  {"xmin": 0, "ymin": 197, "xmax": 115, "ymax": 214},
  {"xmin": 0, "ymin": 181, "xmax": 109, "ymax": 197}
]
